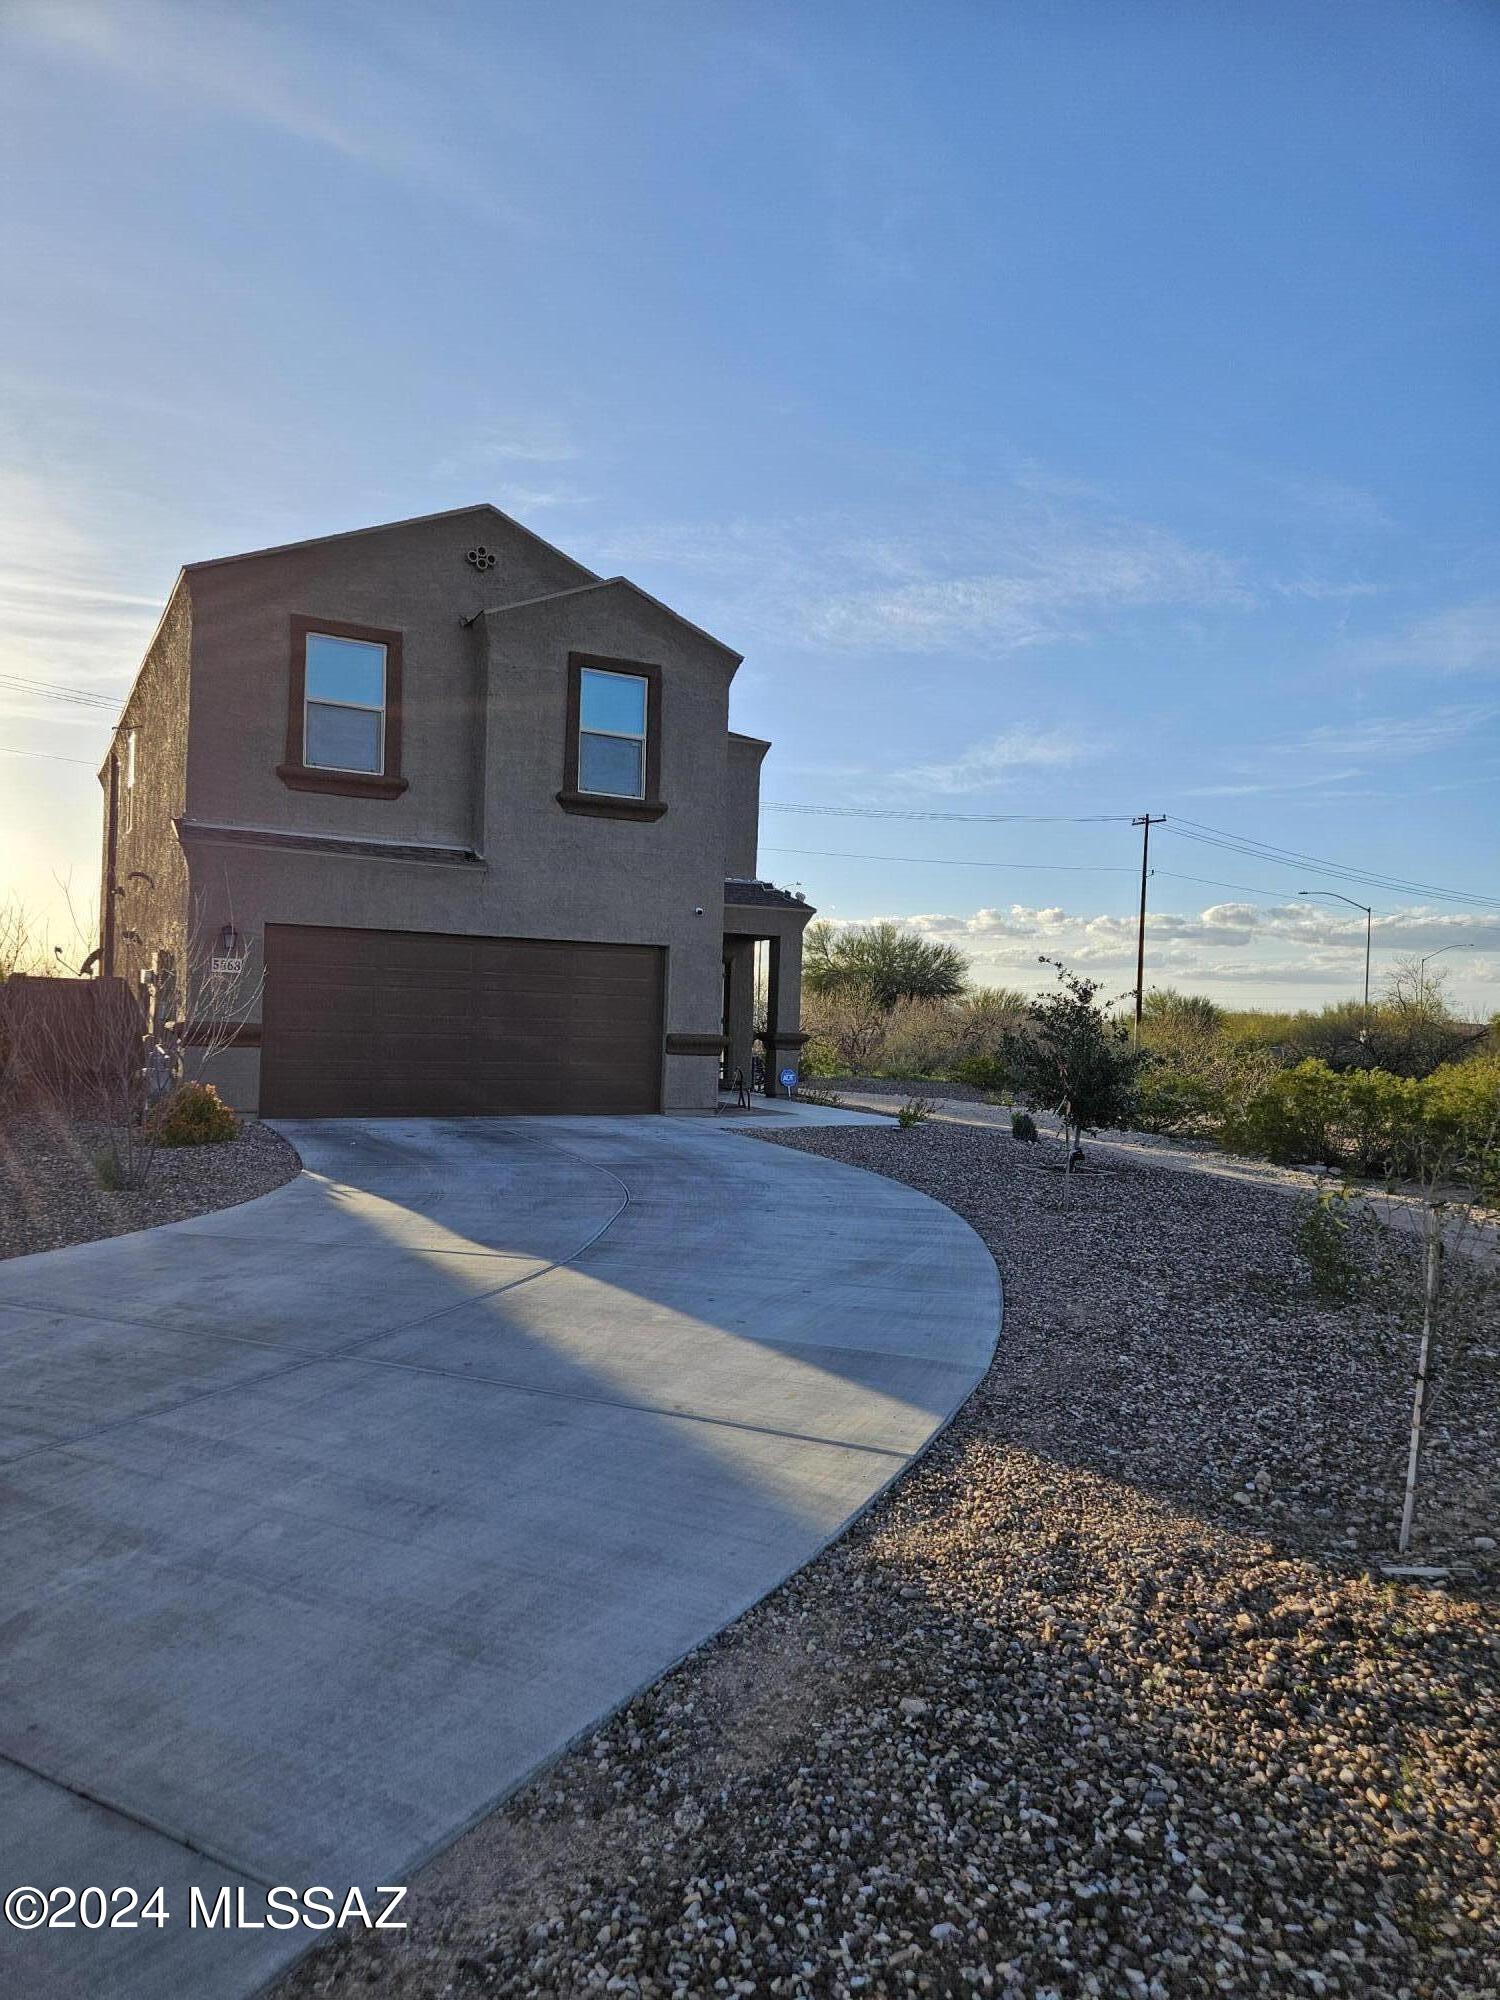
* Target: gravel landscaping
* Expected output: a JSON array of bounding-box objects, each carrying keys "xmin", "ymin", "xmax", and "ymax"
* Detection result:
[
  {"xmin": 279, "ymin": 1122, "xmax": 1498, "ymax": 2000},
  {"xmin": 0, "ymin": 1108, "xmax": 300, "ymax": 1259}
]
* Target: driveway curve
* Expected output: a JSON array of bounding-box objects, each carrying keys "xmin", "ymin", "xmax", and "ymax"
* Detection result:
[{"xmin": 0, "ymin": 1112, "xmax": 998, "ymax": 2000}]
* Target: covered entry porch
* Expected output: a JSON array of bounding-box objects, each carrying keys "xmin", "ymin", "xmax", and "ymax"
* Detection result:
[{"xmin": 722, "ymin": 879, "xmax": 814, "ymax": 1098}]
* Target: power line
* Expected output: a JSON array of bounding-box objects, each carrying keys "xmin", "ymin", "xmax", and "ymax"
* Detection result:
[
  {"xmin": 0, "ymin": 673, "xmax": 121, "ymax": 712},
  {"xmin": 762, "ymin": 801, "xmax": 1132, "ymax": 824},
  {"xmin": 763, "ymin": 845, "xmax": 1347, "ymax": 903},
  {"xmin": 1152, "ymin": 867, "xmax": 1322, "ymax": 903},
  {"xmin": 760, "ymin": 803, "xmax": 1493, "ymax": 908},
  {"xmin": 761, "ymin": 844, "xmax": 1386, "ymax": 907},
  {"xmin": 761, "ymin": 844, "xmax": 1135, "ymax": 874},
  {"xmin": 1162, "ymin": 820, "xmax": 1500, "ymax": 910},
  {"xmin": 0, "ymin": 744, "xmax": 99, "ymax": 767}
]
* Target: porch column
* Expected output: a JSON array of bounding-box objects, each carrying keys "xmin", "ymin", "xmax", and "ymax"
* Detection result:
[
  {"xmin": 763, "ymin": 924, "xmax": 809, "ymax": 1097},
  {"xmin": 723, "ymin": 937, "xmax": 756, "ymax": 1087}
]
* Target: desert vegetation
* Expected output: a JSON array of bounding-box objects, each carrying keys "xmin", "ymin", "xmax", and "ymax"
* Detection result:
[{"xmin": 801, "ymin": 925, "xmax": 1497, "ymax": 1182}]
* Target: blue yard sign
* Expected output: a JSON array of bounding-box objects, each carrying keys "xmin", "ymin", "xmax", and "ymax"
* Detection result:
[{"xmin": 779, "ymin": 1067, "xmax": 798, "ymax": 1092}]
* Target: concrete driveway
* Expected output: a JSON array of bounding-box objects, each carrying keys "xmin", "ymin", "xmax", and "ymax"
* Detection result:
[{"xmin": 0, "ymin": 1110, "xmax": 999, "ymax": 1999}]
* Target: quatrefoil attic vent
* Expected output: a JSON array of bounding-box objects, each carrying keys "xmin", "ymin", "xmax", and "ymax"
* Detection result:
[{"xmin": 466, "ymin": 544, "xmax": 498, "ymax": 572}]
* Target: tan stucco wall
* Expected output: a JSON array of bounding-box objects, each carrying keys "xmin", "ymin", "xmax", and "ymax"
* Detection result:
[
  {"xmin": 102, "ymin": 582, "xmax": 193, "ymax": 1007},
  {"xmin": 725, "ymin": 733, "xmax": 768, "ymax": 879},
  {"xmin": 184, "ymin": 507, "xmax": 594, "ymax": 852}
]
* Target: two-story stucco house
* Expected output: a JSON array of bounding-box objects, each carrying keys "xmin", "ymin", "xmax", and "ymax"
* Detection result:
[{"xmin": 98, "ymin": 505, "xmax": 813, "ymax": 1117}]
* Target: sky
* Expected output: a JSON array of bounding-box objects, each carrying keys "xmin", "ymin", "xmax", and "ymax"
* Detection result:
[{"xmin": 1, "ymin": 0, "xmax": 1497, "ymax": 1012}]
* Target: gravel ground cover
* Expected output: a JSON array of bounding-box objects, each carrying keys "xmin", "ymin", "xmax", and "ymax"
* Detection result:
[
  {"xmin": 279, "ymin": 1122, "xmax": 1499, "ymax": 2000},
  {"xmin": 823, "ymin": 1076, "xmax": 992, "ymax": 1105},
  {"xmin": 0, "ymin": 1107, "xmax": 300, "ymax": 1258},
  {"xmin": 822, "ymin": 1079, "xmax": 1235, "ymax": 1164}
]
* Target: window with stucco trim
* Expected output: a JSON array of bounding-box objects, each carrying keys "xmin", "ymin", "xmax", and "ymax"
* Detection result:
[
  {"xmin": 279, "ymin": 616, "xmax": 408, "ymax": 799},
  {"xmin": 557, "ymin": 653, "xmax": 666, "ymax": 822}
]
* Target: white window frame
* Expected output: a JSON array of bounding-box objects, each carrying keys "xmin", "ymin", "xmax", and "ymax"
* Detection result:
[
  {"xmin": 577, "ymin": 667, "xmax": 648, "ymax": 799},
  {"xmin": 303, "ymin": 635, "xmax": 388, "ymax": 776}
]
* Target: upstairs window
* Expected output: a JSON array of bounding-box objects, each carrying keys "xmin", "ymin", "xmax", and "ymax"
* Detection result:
[
  {"xmin": 578, "ymin": 666, "xmax": 648, "ymax": 798},
  {"xmin": 280, "ymin": 616, "xmax": 407, "ymax": 798},
  {"xmin": 304, "ymin": 632, "xmax": 386, "ymax": 774},
  {"xmin": 557, "ymin": 653, "xmax": 665, "ymax": 820}
]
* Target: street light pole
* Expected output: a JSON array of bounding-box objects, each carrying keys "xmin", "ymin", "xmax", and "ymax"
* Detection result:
[
  {"xmin": 1416, "ymin": 942, "xmax": 1475, "ymax": 1008},
  {"xmin": 1298, "ymin": 888, "xmax": 1373, "ymax": 1037}
]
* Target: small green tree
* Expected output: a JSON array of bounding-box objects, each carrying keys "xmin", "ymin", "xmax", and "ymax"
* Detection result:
[
  {"xmin": 803, "ymin": 920, "xmax": 969, "ymax": 1010},
  {"xmin": 1002, "ymin": 959, "xmax": 1142, "ymax": 1165}
]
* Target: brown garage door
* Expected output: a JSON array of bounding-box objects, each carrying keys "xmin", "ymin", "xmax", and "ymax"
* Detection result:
[{"xmin": 260, "ymin": 925, "xmax": 664, "ymax": 1118}]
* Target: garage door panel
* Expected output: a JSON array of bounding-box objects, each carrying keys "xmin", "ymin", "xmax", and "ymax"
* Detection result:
[{"xmin": 261, "ymin": 927, "xmax": 664, "ymax": 1118}]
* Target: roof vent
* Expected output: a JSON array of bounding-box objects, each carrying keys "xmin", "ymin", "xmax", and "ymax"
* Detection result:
[{"xmin": 466, "ymin": 545, "xmax": 497, "ymax": 572}]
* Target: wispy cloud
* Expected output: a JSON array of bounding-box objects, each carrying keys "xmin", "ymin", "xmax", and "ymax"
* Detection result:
[
  {"xmin": 1355, "ymin": 601, "xmax": 1500, "ymax": 678},
  {"xmin": 10, "ymin": 0, "xmax": 378, "ymax": 158},
  {"xmin": 895, "ymin": 729, "xmax": 1089, "ymax": 794},
  {"xmin": 1270, "ymin": 575, "xmax": 1385, "ymax": 603},
  {"xmin": 0, "ymin": 472, "xmax": 158, "ymax": 709},
  {"xmin": 1273, "ymin": 702, "xmax": 1500, "ymax": 760},
  {"xmin": 5, "ymin": 0, "xmax": 533, "ymax": 225},
  {"xmin": 1178, "ymin": 771, "xmax": 1366, "ymax": 799},
  {"xmin": 1178, "ymin": 698, "xmax": 1500, "ymax": 801},
  {"xmin": 600, "ymin": 501, "xmax": 1250, "ymax": 658},
  {"xmin": 1272, "ymin": 473, "xmax": 1394, "ymax": 536},
  {"xmin": 436, "ymin": 424, "xmax": 582, "ymax": 474}
]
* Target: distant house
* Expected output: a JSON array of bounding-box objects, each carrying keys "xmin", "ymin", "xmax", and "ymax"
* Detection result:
[{"xmin": 99, "ymin": 505, "xmax": 812, "ymax": 1117}]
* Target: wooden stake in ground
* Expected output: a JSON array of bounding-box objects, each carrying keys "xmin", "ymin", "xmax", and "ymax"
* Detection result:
[{"xmin": 1399, "ymin": 1201, "xmax": 1443, "ymax": 1554}]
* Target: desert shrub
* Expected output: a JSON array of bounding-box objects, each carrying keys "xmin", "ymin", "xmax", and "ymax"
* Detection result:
[
  {"xmin": 151, "ymin": 1081, "xmax": 238, "ymax": 1147},
  {"xmin": 801, "ymin": 988, "xmax": 890, "ymax": 1075},
  {"xmin": 878, "ymin": 997, "xmax": 965, "ymax": 1077},
  {"xmin": 1133, "ymin": 1067, "xmax": 1225, "ymax": 1136},
  {"xmin": 798, "ymin": 1035, "xmax": 843, "ymax": 1078},
  {"xmin": 1141, "ymin": 988, "xmax": 1222, "ymax": 1035},
  {"xmin": 1297, "ymin": 1187, "xmax": 1362, "ymax": 1303},
  {"xmin": 1416, "ymin": 1054, "xmax": 1500, "ymax": 1195},
  {"xmin": 1222, "ymin": 1059, "xmax": 1345, "ymax": 1165},
  {"xmin": 1221, "ymin": 1055, "xmax": 1500, "ymax": 1189},
  {"xmin": 1339, "ymin": 1067, "xmax": 1422, "ymax": 1176},
  {"xmin": 1010, "ymin": 1110, "xmax": 1038, "ymax": 1142},
  {"xmin": 896, "ymin": 1097, "xmax": 930, "ymax": 1129},
  {"xmin": 952, "ymin": 1052, "xmax": 1012, "ymax": 1095}
]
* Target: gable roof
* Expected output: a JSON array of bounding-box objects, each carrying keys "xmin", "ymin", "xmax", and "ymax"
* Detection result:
[
  {"xmin": 480, "ymin": 575, "xmax": 743, "ymax": 666},
  {"xmin": 182, "ymin": 503, "xmax": 598, "ymax": 585}
]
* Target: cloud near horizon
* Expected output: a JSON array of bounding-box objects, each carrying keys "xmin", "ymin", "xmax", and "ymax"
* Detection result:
[{"xmin": 819, "ymin": 899, "xmax": 1500, "ymax": 998}]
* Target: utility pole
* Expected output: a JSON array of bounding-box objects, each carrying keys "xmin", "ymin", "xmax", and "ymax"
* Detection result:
[{"xmin": 1132, "ymin": 814, "xmax": 1165, "ymax": 1034}]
